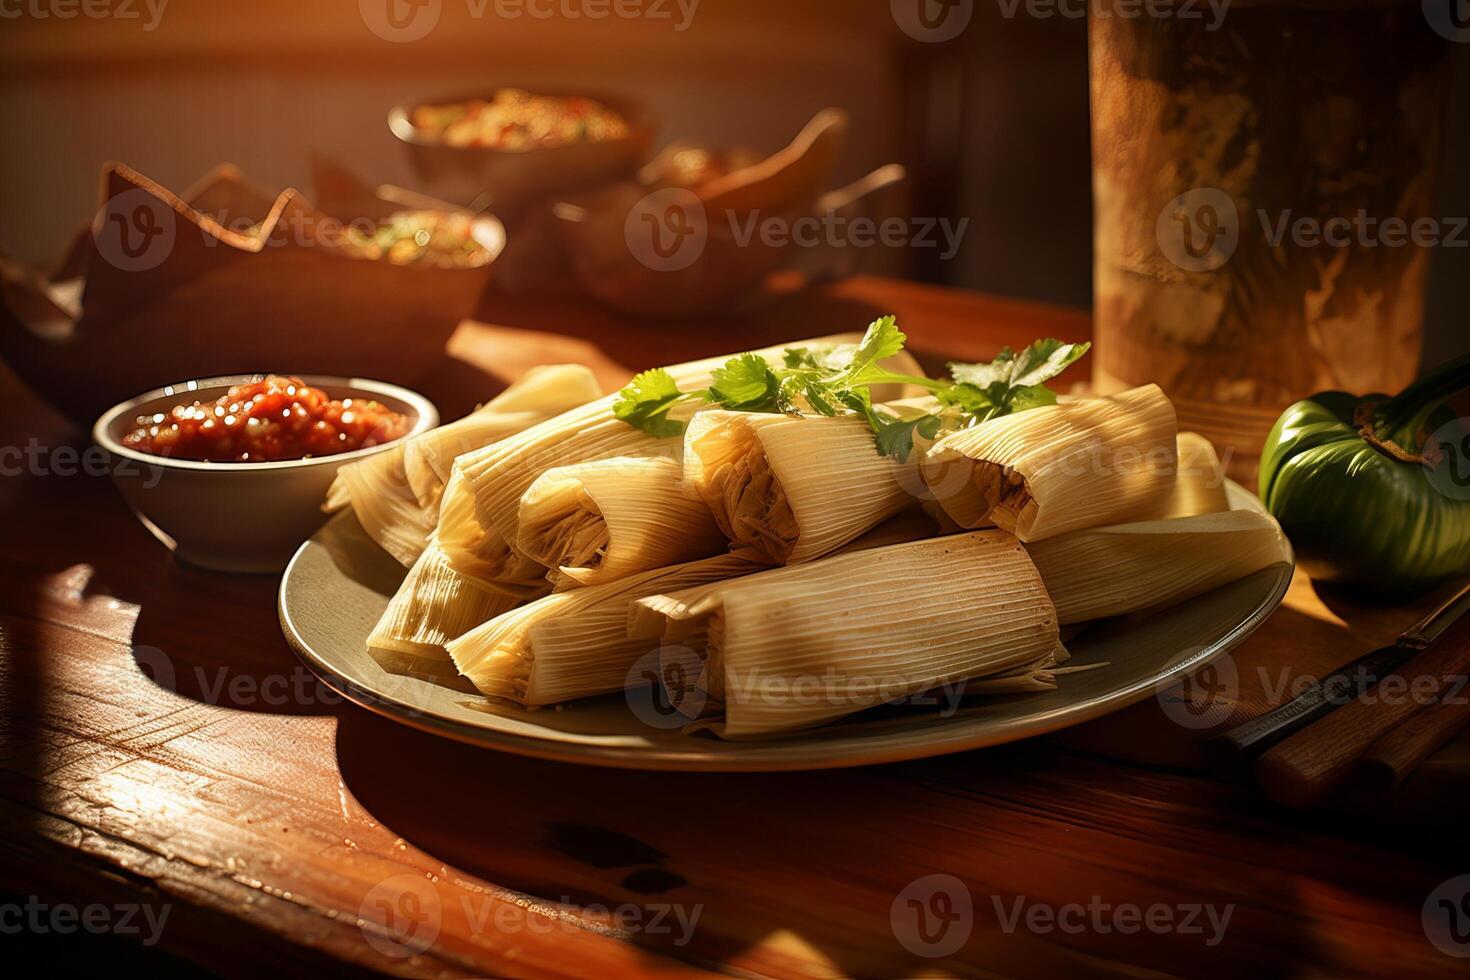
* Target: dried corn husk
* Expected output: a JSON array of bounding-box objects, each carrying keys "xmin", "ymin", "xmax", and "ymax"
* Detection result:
[
  {"xmin": 921, "ymin": 385, "xmax": 1178, "ymax": 541},
  {"xmin": 403, "ymin": 364, "xmax": 602, "ymax": 508},
  {"xmin": 435, "ymin": 469, "xmax": 550, "ymax": 599},
  {"xmin": 1159, "ymin": 432, "xmax": 1230, "ymax": 520},
  {"xmin": 325, "ymin": 364, "xmax": 601, "ymax": 565},
  {"xmin": 447, "ymin": 553, "xmax": 769, "ymax": 706},
  {"xmin": 683, "ymin": 410, "xmax": 918, "ymax": 565},
  {"xmin": 629, "ymin": 530, "xmax": 1064, "ymax": 737},
  {"xmin": 455, "ymin": 334, "xmax": 924, "ymax": 553},
  {"xmin": 324, "ymin": 446, "xmax": 433, "ymax": 567},
  {"xmin": 1025, "ymin": 510, "xmax": 1289, "ymax": 625},
  {"xmin": 368, "ymin": 543, "xmax": 521, "ymax": 661},
  {"xmin": 517, "ymin": 456, "xmax": 726, "ymax": 588}
]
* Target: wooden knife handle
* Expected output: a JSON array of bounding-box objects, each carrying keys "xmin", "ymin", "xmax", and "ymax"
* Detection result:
[
  {"xmin": 1355, "ymin": 693, "xmax": 1470, "ymax": 793},
  {"xmin": 1255, "ymin": 613, "xmax": 1470, "ymax": 809}
]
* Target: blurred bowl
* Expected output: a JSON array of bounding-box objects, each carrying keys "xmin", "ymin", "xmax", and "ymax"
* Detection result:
[
  {"xmin": 93, "ymin": 375, "xmax": 438, "ymax": 574},
  {"xmin": 389, "ymin": 89, "xmax": 655, "ymax": 220}
]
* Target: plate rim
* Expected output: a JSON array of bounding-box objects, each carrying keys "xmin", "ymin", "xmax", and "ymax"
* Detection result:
[{"xmin": 279, "ymin": 486, "xmax": 1294, "ymax": 771}]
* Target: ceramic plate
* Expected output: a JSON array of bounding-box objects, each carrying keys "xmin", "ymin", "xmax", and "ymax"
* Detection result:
[{"xmin": 279, "ymin": 481, "xmax": 1292, "ymax": 771}]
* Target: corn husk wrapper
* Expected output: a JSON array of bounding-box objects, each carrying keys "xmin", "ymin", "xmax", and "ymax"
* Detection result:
[
  {"xmin": 921, "ymin": 384, "xmax": 1178, "ymax": 542},
  {"xmin": 435, "ymin": 470, "xmax": 550, "ymax": 599},
  {"xmin": 683, "ymin": 410, "xmax": 919, "ymax": 565},
  {"xmin": 517, "ymin": 455, "xmax": 726, "ymax": 588},
  {"xmin": 447, "ymin": 554, "xmax": 770, "ymax": 706},
  {"xmin": 324, "ymin": 449, "xmax": 435, "ymax": 567},
  {"xmin": 1026, "ymin": 510, "xmax": 1289, "ymax": 625},
  {"xmin": 1159, "ymin": 431, "xmax": 1230, "ymax": 520},
  {"xmin": 629, "ymin": 530, "xmax": 1064, "ymax": 738},
  {"xmin": 367, "ymin": 543, "xmax": 522, "ymax": 661},
  {"xmin": 455, "ymin": 334, "xmax": 924, "ymax": 555},
  {"xmin": 325, "ymin": 364, "xmax": 601, "ymax": 566},
  {"xmin": 405, "ymin": 364, "xmax": 602, "ymax": 507}
]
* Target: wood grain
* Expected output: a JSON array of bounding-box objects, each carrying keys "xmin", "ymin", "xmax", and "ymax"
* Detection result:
[
  {"xmin": 1, "ymin": 278, "xmax": 1465, "ymax": 978},
  {"xmin": 1357, "ymin": 695, "xmax": 1470, "ymax": 794},
  {"xmin": 1255, "ymin": 616, "xmax": 1470, "ymax": 809}
]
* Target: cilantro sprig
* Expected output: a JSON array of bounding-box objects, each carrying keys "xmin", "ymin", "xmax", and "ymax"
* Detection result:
[{"xmin": 611, "ymin": 316, "xmax": 1090, "ymax": 462}]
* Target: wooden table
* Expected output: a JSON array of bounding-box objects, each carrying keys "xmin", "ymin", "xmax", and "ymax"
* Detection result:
[{"xmin": 2, "ymin": 278, "xmax": 1464, "ymax": 978}]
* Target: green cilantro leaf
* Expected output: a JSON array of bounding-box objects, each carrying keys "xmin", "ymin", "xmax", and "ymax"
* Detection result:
[
  {"xmin": 836, "ymin": 387, "xmax": 939, "ymax": 463},
  {"xmin": 612, "ymin": 368, "xmax": 690, "ymax": 438},
  {"xmin": 612, "ymin": 321, "xmax": 1091, "ymax": 461},
  {"xmin": 840, "ymin": 315, "xmax": 906, "ymax": 381},
  {"xmin": 708, "ymin": 353, "xmax": 781, "ymax": 412},
  {"xmin": 1006, "ymin": 384, "xmax": 1059, "ymax": 413},
  {"xmin": 949, "ymin": 339, "xmax": 1090, "ymax": 390},
  {"xmin": 874, "ymin": 412, "xmax": 941, "ymax": 462}
]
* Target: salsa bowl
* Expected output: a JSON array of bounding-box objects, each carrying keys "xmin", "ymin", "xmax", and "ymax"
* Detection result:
[{"xmin": 93, "ymin": 375, "xmax": 438, "ymax": 574}]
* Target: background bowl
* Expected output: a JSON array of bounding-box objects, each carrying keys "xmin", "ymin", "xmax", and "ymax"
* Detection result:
[
  {"xmin": 0, "ymin": 163, "xmax": 502, "ymax": 427},
  {"xmin": 93, "ymin": 375, "xmax": 438, "ymax": 574},
  {"xmin": 389, "ymin": 89, "xmax": 655, "ymax": 221}
]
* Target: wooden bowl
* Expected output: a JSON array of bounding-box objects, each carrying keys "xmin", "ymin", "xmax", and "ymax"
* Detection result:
[
  {"xmin": 0, "ymin": 163, "xmax": 504, "ymax": 425},
  {"xmin": 552, "ymin": 109, "xmax": 866, "ymax": 317}
]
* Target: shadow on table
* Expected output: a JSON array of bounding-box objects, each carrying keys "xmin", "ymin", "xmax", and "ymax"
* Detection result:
[
  {"xmin": 128, "ymin": 562, "xmax": 351, "ymax": 719},
  {"xmin": 330, "ymin": 706, "xmax": 1385, "ymax": 979}
]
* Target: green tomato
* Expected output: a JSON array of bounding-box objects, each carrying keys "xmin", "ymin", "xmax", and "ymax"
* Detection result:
[{"xmin": 1259, "ymin": 382, "xmax": 1470, "ymax": 597}]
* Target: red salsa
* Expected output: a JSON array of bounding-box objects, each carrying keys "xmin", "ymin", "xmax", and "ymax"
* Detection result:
[{"xmin": 122, "ymin": 375, "xmax": 411, "ymax": 462}]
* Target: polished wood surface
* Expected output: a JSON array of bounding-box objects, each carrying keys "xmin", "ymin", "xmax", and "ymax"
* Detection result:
[{"xmin": 1, "ymin": 278, "xmax": 1463, "ymax": 978}]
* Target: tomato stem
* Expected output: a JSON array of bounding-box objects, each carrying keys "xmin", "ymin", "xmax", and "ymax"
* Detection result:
[{"xmin": 1374, "ymin": 350, "xmax": 1470, "ymax": 453}]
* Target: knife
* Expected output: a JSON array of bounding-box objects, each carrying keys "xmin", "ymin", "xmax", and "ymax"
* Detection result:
[{"xmin": 1207, "ymin": 582, "xmax": 1470, "ymax": 779}]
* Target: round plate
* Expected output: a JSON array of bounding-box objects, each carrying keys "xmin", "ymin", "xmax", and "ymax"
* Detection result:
[{"xmin": 279, "ymin": 481, "xmax": 1292, "ymax": 771}]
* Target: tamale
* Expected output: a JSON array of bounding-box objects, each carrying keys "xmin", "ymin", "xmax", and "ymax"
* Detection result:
[
  {"xmin": 629, "ymin": 530, "xmax": 1064, "ymax": 737},
  {"xmin": 920, "ymin": 385, "xmax": 1178, "ymax": 541},
  {"xmin": 325, "ymin": 364, "xmax": 601, "ymax": 565},
  {"xmin": 455, "ymin": 334, "xmax": 924, "ymax": 556},
  {"xmin": 435, "ymin": 469, "xmax": 550, "ymax": 599},
  {"xmin": 683, "ymin": 410, "xmax": 917, "ymax": 564},
  {"xmin": 516, "ymin": 456, "xmax": 726, "ymax": 587},
  {"xmin": 324, "ymin": 443, "xmax": 432, "ymax": 566},
  {"xmin": 368, "ymin": 543, "xmax": 521, "ymax": 661},
  {"xmin": 1025, "ymin": 509, "xmax": 1289, "ymax": 625},
  {"xmin": 447, "ymin": 553, "xmax": 769, "ymax": 706},
  {"xmin": 1159, "ymin": 431, "xmax": 1230, "ymax": 520},
  {"xmin": 403, "ymin": 364, "xmax": 602, "ymax": 510}
]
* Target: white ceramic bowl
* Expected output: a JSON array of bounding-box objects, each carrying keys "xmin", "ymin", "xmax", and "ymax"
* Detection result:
[{"xmin": 93, "ymin": 375, "xmax": 437, "ymax": 574}]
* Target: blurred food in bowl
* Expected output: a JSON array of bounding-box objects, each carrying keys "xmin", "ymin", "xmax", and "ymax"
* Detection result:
[
  {"xmin": 641, "ymin": 143, "xmax": 763, "ymax": 190},
  {"xmin": 410, "ymin": 89, "xmax": 632, "ymax": 150},
  {"xmin": 389, "ymin": 88, "xmax": 654, "ymax": 219},
  {"xmin": 240, "ymin": 209, "xmax": 495, "ymax": 269}
]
